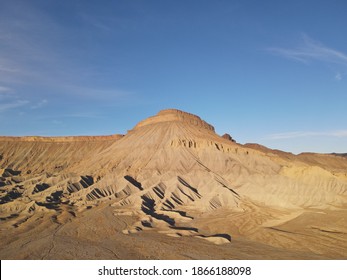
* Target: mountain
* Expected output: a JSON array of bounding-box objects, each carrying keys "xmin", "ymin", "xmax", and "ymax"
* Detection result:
[
  {"xmin": 1, "ymin": 109, "xmax": 347, "ymax": 259},
  {"xmin": 331, "ymin": 153, "xmax": 347, "ymax": 158}
]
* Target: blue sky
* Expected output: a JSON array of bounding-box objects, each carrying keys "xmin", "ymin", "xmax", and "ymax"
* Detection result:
[{"xmin": 0, "ymin": 0, "xmax": 346, "ymax": 154}]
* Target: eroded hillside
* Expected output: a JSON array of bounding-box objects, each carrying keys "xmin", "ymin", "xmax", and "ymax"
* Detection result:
[{"xmin": 1, "ymin": 109, "xmax": 347, "ymax": 259}]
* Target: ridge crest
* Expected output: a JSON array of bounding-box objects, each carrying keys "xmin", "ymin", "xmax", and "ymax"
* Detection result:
[{"xmin": 133, "ymin": 109, "xmax": 215, "ymax": 131}]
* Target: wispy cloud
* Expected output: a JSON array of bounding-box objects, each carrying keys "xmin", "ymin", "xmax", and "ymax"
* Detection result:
[
  {"xmin": 0, "ymin": 88, "xmax": 29, "ymax": 113},
  {"xmin": 0, "ymin": 4, "xmax": 98, "ymax": 87},
  {"xmin": 0, "ymin": 86, "xmax": 12, "ymax": 93},
  {"xmin": 63, "ymin": 85, "xmax": 132, "ymax": 100},
  {"xmin": 33, "ymin": 111, "xmax": 106, "ymax": 122},
  {"xmin": 0, "ymin": 65, "xmax": 18, "ymax": 73},
  {"xmin": 335, "ymin": 72, "xmax": 343, "ymax": 81},
  {"xmin": 63, "ymin": 113, "xmax": 105, "ymax": 119},
  {"xmin": 79, "ymin": 12, "xmax": 113, "ymax": 32},
  {"xmin": 265, "ymin": 130, "xmax": 347, "ymax": 140},
  {"xmin": 0, "ymin": 85, "xmax": 30, "ymax": 112},
  {"xmin": 268, "ymin": 35, "xmax": 347, "ymax": 80},
  {"xmin": 0, "ymin": 99, "xmax": 29, "ymax": 112},
  {"xmin": 0, "ymin": 0, "xmax": 132, "ymax": 119},
  {"xmin": 30, "ymin": 99, "xmax": 48, "ymax": 109},
  {"xmin": 0, "ymin": 3, "xmax": 62, "ymax": 87},
  {"xmin": 268, "ymin": 35, "xmax": 347, "ymax": 65}
]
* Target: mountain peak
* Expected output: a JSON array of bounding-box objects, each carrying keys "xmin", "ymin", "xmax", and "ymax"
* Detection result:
[
  {"xmin": 1, "ymin": 108, "xmax": 347, "ymax": 259},
  {"xmin": 133, "ymin": 109, "xmax": 215, "ymax": 131}
]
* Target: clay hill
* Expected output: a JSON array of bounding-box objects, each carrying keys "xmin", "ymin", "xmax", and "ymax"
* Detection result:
[{"xmin": 1, "ymin": 109, "xmax": 347, "ymax": 259}]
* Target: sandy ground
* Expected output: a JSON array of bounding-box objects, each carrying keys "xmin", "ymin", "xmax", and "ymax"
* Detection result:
[{"xmin": 0, "ymin": 203, "xmax": 332, "ymax": 260}]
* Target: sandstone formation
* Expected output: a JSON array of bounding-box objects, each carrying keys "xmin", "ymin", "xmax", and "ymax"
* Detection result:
[
  {"xmin": 222, "ymin": 133, "xmax": 236, "ymax": 142},
  {"xmin": 0, "ymin": 109, "xmax": 346, "ymax": 259}
]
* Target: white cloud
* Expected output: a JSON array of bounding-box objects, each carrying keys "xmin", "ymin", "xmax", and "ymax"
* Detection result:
[
  {"xmin": 0, "ymin": 85, "xmax": 33, "ymax": 112},
  {"xmin": 52, "ymin": 120, "xmax": 63, "ymax": 125},
  {"xmin": 0, "ymin": 3, "xmax": 132, "ymax": 106},
  {"xmin": 0, "ymin": 64, "xmax": 18, "ymax": 73},
  {"xmin": 0, "ymin": 3, "xmax": 79, "ymax": 88},
  {"xmin": 0, "ymin": 86, "xmax": 12, "ymax": 93},
  {"xmin": 0, "ymin": 100, "xmax": 29, "ymax": 112},
  {"xmin": 265, "ymin": 130, "xmax": 347, "ymax": 140},
  {"xmin": 79, "ymin": 13, "xmax": 113, "ymax": 32},
  {"xmin": 268, "ymin": 34, "xmax": 347, "ymax": 66},
  {"xmin": 61, "ymin": 85, "xmax": 133, "ymax": 101},
  {"xmin": 30, "ymin": 99, "xmax": 48, "ymax": 109},
  {"xmin": 0, "ymin": 86, "xmax": 14, "ymax": 101},
  {"xmin": 335, "ymin": 72, "xmax": 342, "ymax": 81},
  {"xmin": 331, "ymin": 130, "xmax": 347, "ymax": 137}
]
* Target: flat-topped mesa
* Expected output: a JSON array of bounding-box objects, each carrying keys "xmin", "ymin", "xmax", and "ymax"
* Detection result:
[
  {"xmin": 0, "ymin": 134, "xmax": 123, "ymax": 142},
  {"xmin": 133, "ymin": 109, "xmax": 215, "ymax": 132}
]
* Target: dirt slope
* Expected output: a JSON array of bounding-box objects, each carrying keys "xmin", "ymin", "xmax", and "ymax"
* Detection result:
[{"xmin": 1, "ymin": 109, "xmax": 346, "ymax": 259}]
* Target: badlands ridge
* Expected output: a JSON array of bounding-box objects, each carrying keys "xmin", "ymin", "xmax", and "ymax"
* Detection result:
[{"xmin": 0, "ymin": 109, "xmax": 347, "ymax": 259}]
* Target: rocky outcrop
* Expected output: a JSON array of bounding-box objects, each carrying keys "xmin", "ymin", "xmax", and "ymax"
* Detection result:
[
  {"xmin": 222, "ymin": 133, "xmax": 236, "ymax": 142},
  {"xmin": 133, "ymin": 109, "xmax": 215, "ymax": 132}
]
